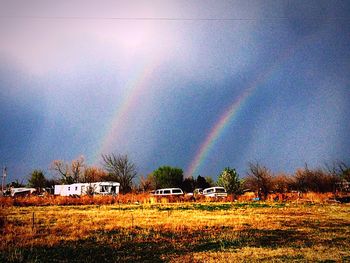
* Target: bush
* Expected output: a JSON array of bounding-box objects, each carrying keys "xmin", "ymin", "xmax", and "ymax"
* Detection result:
[{"xmin": 294, "ymin": 167, "xmax": 337, "ymax": 193}]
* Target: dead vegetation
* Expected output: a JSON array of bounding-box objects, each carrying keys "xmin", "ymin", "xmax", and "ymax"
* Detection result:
[{"xmin": 1, "ymin": 201, "xmax": 349, "ymax": 262}]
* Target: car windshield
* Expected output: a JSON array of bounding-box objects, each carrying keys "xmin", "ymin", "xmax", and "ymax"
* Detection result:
[{"xmin": 215, "ymin": 188, "xmax": 226, "ymax": 193}]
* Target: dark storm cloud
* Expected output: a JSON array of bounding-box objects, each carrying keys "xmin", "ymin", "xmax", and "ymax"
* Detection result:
[
  {"xmin": 0, "ymin": 59, "xmax": 46, "ymax": 179},
  {"xmin": 0, "ymin": 0, "xmax": 350, "ymax": 181}
]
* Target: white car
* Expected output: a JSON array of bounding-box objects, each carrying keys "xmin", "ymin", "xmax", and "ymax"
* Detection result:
[
  {"xmin": 203, "ymin": 187, "xmax": 228, "ymax": 198},
  {"xmin": 153, "ymin": 188, "xmax": 184, "ymax": 196}
]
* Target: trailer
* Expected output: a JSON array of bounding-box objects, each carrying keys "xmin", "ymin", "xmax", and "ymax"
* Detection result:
[
  {"xmin": 10, "ymin": 187, "xmax": 37, "ymax": 197},
  {"xmin": 54, "ymin": 182, "xmax": 120, "ymax": 196}
]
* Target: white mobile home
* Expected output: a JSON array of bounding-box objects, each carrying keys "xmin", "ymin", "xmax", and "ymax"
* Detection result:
[{"xmin": 54, "ymin": 182, "xmax": 120, "ymax": 196}]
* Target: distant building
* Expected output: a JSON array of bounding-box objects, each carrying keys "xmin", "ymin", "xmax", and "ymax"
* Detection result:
[{"xmin": 54, "ymin": 182, "xmax": 120, "ymax": 196}]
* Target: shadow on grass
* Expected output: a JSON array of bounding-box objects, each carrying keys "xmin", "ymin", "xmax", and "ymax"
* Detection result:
[
  {"xmin": 0, "ymin": 227, "xmax": 312, "ymax": 262},
  {"xmin": 193, "ymin": 228, "xmax": 311, "ymax": 252},
  {"xmin": 1, "ymin": 239, "xmax": 183, "ymax": 263}
]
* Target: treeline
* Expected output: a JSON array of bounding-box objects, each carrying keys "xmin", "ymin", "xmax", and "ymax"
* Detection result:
[
  {"xmin": 6, "ymin": 153, "xmax": 350, "ymax": 198},
  {"xmin": 242, "ymin": 162, "xmax": 350, "ymax": 200}
]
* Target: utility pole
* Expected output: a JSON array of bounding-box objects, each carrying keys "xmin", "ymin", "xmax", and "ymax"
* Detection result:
[{"xmin": 2, "ymin": 166, "xmax": 7, "ymax": 195}]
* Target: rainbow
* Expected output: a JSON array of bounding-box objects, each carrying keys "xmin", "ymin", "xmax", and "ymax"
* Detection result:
[
  {"xmin": 186, "ymin": 44, "xmax": 299, "ymax": 177},
  {"xmin": 93, "ymin": 59, "xmax": 158, "ymax": 163}
]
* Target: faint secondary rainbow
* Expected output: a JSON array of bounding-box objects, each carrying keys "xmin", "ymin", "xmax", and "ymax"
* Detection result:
[
  {"xmin": 186, "ymin": 44, "xmax": 299, "ymax": 177},
  {"xmin": 185, "ymin": 84, "xmax": 258, "ymax": 177},
  {"xmin": 94, "ymin": 59, "xmax": 158, "ymax": 163}
]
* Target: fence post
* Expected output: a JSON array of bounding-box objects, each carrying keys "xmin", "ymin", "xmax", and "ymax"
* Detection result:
[{"xmin": 32, "ymin": 212, "xmax": 35, "ymax": 230}]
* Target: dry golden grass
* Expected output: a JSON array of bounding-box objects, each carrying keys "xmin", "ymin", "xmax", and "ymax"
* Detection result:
[
  {"xmin": 1, "ymin": 202, "xmax": 349, "ymax": 262},
  {"xmin": 0, "ymin": 191, "xmax": 336, "ymax": 207}
]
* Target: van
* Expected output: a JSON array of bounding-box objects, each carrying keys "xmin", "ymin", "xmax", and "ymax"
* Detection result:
[
  {"xmin": 202, "ymin": 187, "xmax": 227, "ymax": 198},
  {"xmin": 153, "ymin": 188, "xmax": 184, "ymax": 196}
]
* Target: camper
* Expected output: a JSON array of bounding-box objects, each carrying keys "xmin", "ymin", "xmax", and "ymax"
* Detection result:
[
  {"xmin": 9, "ymin": 187, "xmax": 37, "ymax": 197},
  {"xmin": 54, "ymin": 182, "xmax": 120, "ymax": 196},
  {"xmin": 153, "ymin": 188, "xmax": 184, "ymax": 196},
  {"xmin": 203, "ymin": 187, "xmax": 227, "ymax": 198}
]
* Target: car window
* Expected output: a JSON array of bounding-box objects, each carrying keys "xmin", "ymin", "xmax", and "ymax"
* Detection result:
[{"xmin": 164, "ymin": 190, "xmax": 171, "ymax": 194}]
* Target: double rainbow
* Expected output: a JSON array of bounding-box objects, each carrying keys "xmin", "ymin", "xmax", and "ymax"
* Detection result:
[{"xmin": 95, "ymin": 35, "xmax": 309, "ymax": 175}]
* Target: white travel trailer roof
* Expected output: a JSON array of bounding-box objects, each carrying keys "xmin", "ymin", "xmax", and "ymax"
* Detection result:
[{"xmin": 10, "ymin": 187, "xmax": 36, "ymax": 197}]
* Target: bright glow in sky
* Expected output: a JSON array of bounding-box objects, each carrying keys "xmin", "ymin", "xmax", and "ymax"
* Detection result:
[{"xmin": 0, "ymin": 0, "xmax": 350, "ymax": 182}]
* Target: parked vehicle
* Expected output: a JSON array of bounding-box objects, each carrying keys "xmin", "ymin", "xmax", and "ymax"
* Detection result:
[
  {"xmin": 153, "ymin": 188, "xmax": 184, "ymax": 196},
  {"xmin": 202, "ymin": 187, "xmax": 227, "ymax": 198}
]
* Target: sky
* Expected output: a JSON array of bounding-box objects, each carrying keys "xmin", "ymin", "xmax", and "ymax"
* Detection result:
[{"xmin": 0, "ymin": 0, "xmax": 350, "ymax": 183}]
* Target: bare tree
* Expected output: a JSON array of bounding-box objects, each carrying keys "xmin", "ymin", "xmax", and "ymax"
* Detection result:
[
  {"xmin": 102, "ymin": 153, "xmax": 137, "ymax": 194},
  {"xmin": 71, "ymin": 156, "xmax": 85, "ymax": 183},
  {"xmin": 82, "ymin": 166, "xmax": 107, "ymax": 183},
  {"xmin": 325, "ymin": 161, "xmax": 350, "ymax": 182},
  {"xmin": 295, "ymin": 164, "xmax": 337, "ymax": 193},
  {"xmin": 272, "ymin": 173, "xmax": 294, "ymax": 193},
  {"xmin": 139, "ymin": 174, "xmax": 156, "ymax": 192},
  {"xmin": 244, "ymin": 162, "xmax": 273, "ymax": 200},
  {"xmin": 51, "ymin": 156, "xmax": 85, "ymax": 184},
  {"xmin": 51, "ymin": 160, "xmax": 72, "ymax": 184}
]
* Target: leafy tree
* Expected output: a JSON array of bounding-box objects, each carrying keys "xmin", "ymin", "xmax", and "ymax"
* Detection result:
[
  {"xmin": 102, "ymin": 153, "xmax": 137, "ymax": 194},
  {"xmin": 182, "ymin": 176, "xmax": 195, "ymax": 193},
  {"xmin": 153, "ymin": 166, "xmax": 183, "ymax": 189},
  {"xmin": 7, "ymin": 179, "xmax": 25, "ymax": 188},
  {"xmin": 44, "ymin": 178, "xmax": 59, "ymax": 194},
  {"xmin": 28, "ymin": 170, "xmax": 46, "ymax": 192},
  {"xmin": 217, "ymin": 167, "xmax": 241, "ymax": 195},
  {"xmin": 195, "ymin": 175, "xmax": 210, "ymax": 189},
  {"xmin": 205, "ymin": 176, "xmax": 215, "ymax": 187}
]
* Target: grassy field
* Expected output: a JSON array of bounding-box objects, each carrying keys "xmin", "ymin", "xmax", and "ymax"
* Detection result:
[{"xmin": 1, "ymin": 202, "xmax": 350, "ymax": 262}]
